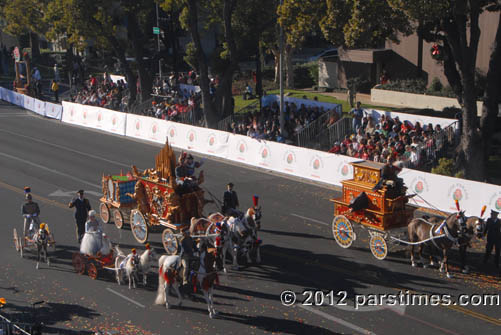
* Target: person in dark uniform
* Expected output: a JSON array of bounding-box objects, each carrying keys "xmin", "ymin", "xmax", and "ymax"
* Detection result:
[
  {"xmin": 180, "ymin": 229, "xmax": 195, "ymax": 286},
  {"xmin": 222, "ymin": 182, "xmax": 240, "ymax": 216},
  {"xmin": 483, "ymin": 210, "xmax": 500, "ymax": 268},
  {"xmin": 68, "ymin": 190, "xmax": 91, "ymax": 243}
]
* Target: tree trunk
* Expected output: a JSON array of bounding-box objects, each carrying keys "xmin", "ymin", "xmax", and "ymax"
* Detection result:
[
  {"xmin": 29, "ymin": 32, "xmax": 40, "ymax": 62},
  {"xmin": 480, "ymin": 12, "xmax": 501, "ymax": 177},
  {"xmin": 256, "ymin": 45, "xmax": 263, "ymax": 98},
  {"xmin": 285, "ymin": 45, "xmax": 294, "ymax": 89},
  {"xmin": 127, "ymin": 12, "xmax": 152, "ymax": 102},
  {"xmin": 186, "ymin": 0, "xmax": 219, "ymax": 128},
  {"xmin": 272, "ymin": 48, "xmax": 279, "ymax": 83}
]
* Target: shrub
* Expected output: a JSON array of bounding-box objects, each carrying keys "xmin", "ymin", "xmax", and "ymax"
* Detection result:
[
  {"xmin": 431, "ymin": 158, "xmax": 456, "ymax": 176},
  {"xmin": 294, "ymin": 63, "xmax": 317, "ymax": 88},
  {"xmin": 428, "ymin": 77, "xmax": 443, "ymax": 93}
]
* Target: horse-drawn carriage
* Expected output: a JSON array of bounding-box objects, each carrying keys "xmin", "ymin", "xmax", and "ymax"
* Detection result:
[
  {"xmin": 330, "ymin": 161, "xmax": 415, "ymax": 260},
  {"xmin": 13, "ymin": 217, "xmax": 56, "ymax": 268},
  {"xmin": 72, "ymin": 232, "xmax": 115, "ymax": 280},
  {"xmin": 99, "ymin": 141, "xmax": 212, "ymax": 252}
]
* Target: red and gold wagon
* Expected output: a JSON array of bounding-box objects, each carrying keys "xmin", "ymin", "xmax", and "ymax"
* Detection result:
[
  {"xmin": 99, "ymin": 141, "xmax": 209, "ymax": 252},
  {"xmin": 330, "ymin": 161, "xmax": 415, "ymax": 260}
]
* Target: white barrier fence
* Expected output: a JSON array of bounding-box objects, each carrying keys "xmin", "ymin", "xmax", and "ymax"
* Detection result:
[
  {"xmin": 1, "ymin": 87, "xmax": 499, "ymax": 216},
  {"xmin": 0, "ymin": 87, "xmax": 62, "ymax": 120}
]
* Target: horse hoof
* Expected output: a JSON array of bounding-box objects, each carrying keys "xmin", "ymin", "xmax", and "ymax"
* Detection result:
[
  {"xmin": 423, "ymin": 264, "xmax": 430, "ymax": 269},
  {"xmin": 411, "ymin": 262, "xmax": 417, "ymax": 267},
  {"xmin": 209, "ymin": 312, "xmax": 214, "ymax": 319},
  {"xmin": 36, "ymin": 263, "xmax": 39, "ymax": 270},
  {"xmin": 446, "ymin": 273, "xmax": 453, "ymax": 279},
  {"xmin": 166, "ymin": 303, "xmax": 170, "ymax": 310}
]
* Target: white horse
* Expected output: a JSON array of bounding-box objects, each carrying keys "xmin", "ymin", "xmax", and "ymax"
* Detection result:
[
  {"xmin": 218, "ymin": 208, "xmax": 262, "ymax": 271},
  {"xmin": 115, "ymin": 246, "xmax": 140, "ymax": 289},
  {"xmin": 193, "ymin": 244, "xmax": 219, "ymax": 318},
  {"xmin": 138, "ymin": 246, "xmax": 157, "ymax": 286},
  {"xmin": 155, "ymin": 255, "xmax": 183, "ymax": 309}
]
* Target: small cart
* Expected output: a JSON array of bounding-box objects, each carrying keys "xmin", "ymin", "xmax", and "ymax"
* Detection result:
[
  {"xmin": 13, "ymin": 223, "xmax": 56, "ymax": 260},
  {"xmin": 331, "ymin": 161, "xmax": 415, "ymax": 260},
  {"xmin": 71, "ymin": 250, "xmax": 115, "ymax": 280},
  {"xmin": 99, "ymin": 175, "xmax": 137, "ymax": 229}
]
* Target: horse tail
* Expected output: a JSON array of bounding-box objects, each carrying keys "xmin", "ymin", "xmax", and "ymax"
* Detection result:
[{"xmin": 155, "ymin": 263, "xmax": 166, "ymax": 305}]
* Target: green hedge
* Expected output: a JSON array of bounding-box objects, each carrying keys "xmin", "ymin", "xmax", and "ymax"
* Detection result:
[{"xmin": 380, "ymin": 78, "xmax": 456, "ymax": 98}]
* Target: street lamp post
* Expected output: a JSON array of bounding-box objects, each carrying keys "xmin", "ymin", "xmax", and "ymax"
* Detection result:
[
  {"xmin": 156, "ymin": 3, "xmax": 162, "ymax": 79},
  {"xmin": 279, "ymin": 0, "xmax": 285, "ymax": 136}
]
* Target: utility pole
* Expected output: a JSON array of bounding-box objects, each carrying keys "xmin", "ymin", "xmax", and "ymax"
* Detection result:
[
  {"xmin": 156, "ymin": 3, "xmax": 162, "ymax": 80},
  {"xmin": 279, "ymin": 0, "xmax": 285, "ymax": 135}
]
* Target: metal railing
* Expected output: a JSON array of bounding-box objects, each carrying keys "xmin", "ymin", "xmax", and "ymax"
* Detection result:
[
  {"xmin": 314, "ymin": 116, "xmax": 352, "ymax": 150},
  {"xmin": 217, "ymin": 101, "xmax": 259, "ymax": 131},
  {"xmin": 130, "ymin": 96, "xmax": 155, "ymax": 115},
  {"xmin": 296, "ymin": 104, "xmax": 343, "ymax": 148},
  {"xmin": 0, "ymin": 313, "xmax": 32, "ymax": 335}
]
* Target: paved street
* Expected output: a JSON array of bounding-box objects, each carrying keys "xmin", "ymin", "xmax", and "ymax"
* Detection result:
[{"xmin": 0, "ymin": 100, "xmax": 499, "ymax": 334}]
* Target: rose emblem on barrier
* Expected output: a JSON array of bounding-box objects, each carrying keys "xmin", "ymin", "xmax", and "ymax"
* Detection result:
[
  {"xmin": 496, "ymin": 198, "xmax": 501, "ymax": 211},
  {"xmin": 208, "ymin": 135, "xmax": 215, "ymax": 146},
  {"xmin": 189, "ymin": 131, "xmax": 195, "ymax": 142},
  {"xmin": 152, "ymin": 123, "xmax": 158, "ymax": 134},
  {"xmin": 83, "ymin": 111, "xmax": 87, "ymax": 119},
  {"xmin": 70, "ymin": 109, "xmax": 74, "ymax": 117},
  {"xmin": 341, "ymin": 165, "xmax": 349, "ymax": 176},
  {"xmin": 415, "ymin": 181, "xmax": 424, "ymax": 194},
  {"xmin": 262, "ymin": 148, "xmax": 268, "ymax": 159},
  {"xmin": 169, "ymin": 127, "xmax": 176, "ymax": 138},
  {"xmin": 112, "ymin": 116, "xmax": 117, "ymax": 126},
  {"xmin": 313, "ymin": 158, "xmax": 321, "ymax": 170},
  {"xmin": 135, "ymin": 121, "xmax": 141, "ymax": 130},
  {"xmin": 286, "ymin": 153, "xmax": 294, "ymax": 164},
  {"xmin": 453, "ymin": 189, "xmax": 463, "ymax": 201},
  {"xmin": 97, "ymin": 113, "xmax": 102, "ymax": 122},
  {"xmin": 239, "ymin": 143, "xmax": 246, "ymax": 153}
]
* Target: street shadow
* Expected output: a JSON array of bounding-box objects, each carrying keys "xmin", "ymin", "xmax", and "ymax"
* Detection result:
[
  {"xmin": 219, "ymin": 312, "xmax": 342, "ymax": 334},
  {"xmin": 260, "ymin": 228, "xmax": 331, "ymax": 240}
]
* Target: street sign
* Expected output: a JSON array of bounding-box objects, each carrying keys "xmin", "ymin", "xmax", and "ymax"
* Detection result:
[
  {"xmin": 153, "ymin": 27, "xmax": 160, "ymax": 35},
  {"xmin": 13, "ymin": 47, "xmax": 20, "ymax": 62}
]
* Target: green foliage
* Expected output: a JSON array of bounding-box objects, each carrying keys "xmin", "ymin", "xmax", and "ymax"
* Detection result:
[
  {"xmin": 428, "ymin": 77, "xmax": 443, "ymax": 93},
  {"xmin": 294, "ymin": 64, "xmax": 317, "ymax": 89},
  {"xmin": 183, "ymin": 42, "xmax": 198, "ymax": 71},
  {"xmin": 432, "ymin": 158, "xmax": 456, "ymax": 177}
]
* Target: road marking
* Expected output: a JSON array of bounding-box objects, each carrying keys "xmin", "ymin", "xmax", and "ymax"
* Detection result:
[
  {"xmin": 265, "ymin": 249, "xmax": 501, "ymax": 327},
  {"xmin": 297, "ymin": 305, "xmax": 377, "ymax": 335},
  {"xmin": 291, "ymin": 213, "xmax": 329, "ymax": 226},
  {"xmin": 0, "ymin": 151, "xmax": 100, "ymax": 189},
  {"xmin": 0, "ymin": 179, "xmax": 70, "ymax": 211},
  {"xmin": 0, "ymin": 128, "xmax": 132, "ymax": 168},
  {"xmin": 106, "ymin": 288, "xmax": 145, "ymax": 308}
]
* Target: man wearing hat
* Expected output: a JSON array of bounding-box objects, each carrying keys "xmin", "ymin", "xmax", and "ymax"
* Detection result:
[
  {"xmin": 69, "ymin": 190, "xmax": 91, "ymax": 243},
  {"xmin": 22, "ymin": 193, "xmax": 41, "ymax": 237},
  {"xmin": 483, "ymin": 210, "xmax": 500, "ymax": 268},
  {"xmin": 180, "ymin": 229, "xmax": 195, "ymax": 287},
  {"xmin": 222, "ymin": 182, "xmax": 240, "ymax": 217}
]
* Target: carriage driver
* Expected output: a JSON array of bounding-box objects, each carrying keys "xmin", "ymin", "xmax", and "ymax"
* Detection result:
[
  {"xmin": 222, "ymin": 182, "xmax": 240, "ymax": 217},
  {"xmin": 22, "ymin": 193, "xmax": 41, "ymax": 237}
]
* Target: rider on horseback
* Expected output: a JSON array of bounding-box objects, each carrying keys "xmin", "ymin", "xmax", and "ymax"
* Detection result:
[{"xmin": 22, "ymin": 193, "xmax": 41, "ymax": 237}]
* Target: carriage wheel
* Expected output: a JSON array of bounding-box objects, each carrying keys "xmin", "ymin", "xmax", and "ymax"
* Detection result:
[
  {"xmin": 162, "ymin": 228, "xmax": 179, "ymax": 255},
  {"xmin": 369, "ymin": 235, "xmax": 388, "ymax": 260},
  {"xmin": 87, "ymin": 262, "xmax": 98, "ymax": 280},
  {"xmin": 100, "ymin": 203, "xmax": 110, "ymax": 224},
  {"xmin": 72, "ymin": 253, "xmax": 86, "ymax": 274},
  {"xmin": 332, "ymin": 215, "xmax": 356, "ymax": 249},
  {"xmin": 13, "ymin": 228, "xmax": 20, "ymax": 252},
  {"xmin": 113, "ymin": 209, "xmax": 124, "ymax": 229},
  {"xmin": 130, "ymin": 210, "xmax": 149, "ymax": 244}
]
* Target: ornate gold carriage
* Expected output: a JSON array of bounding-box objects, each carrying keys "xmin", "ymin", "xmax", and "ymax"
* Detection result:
[
  {"xmin": 330, "ymin": 161, "xmax": 415, "ymax": 260},
  {"xmin": 99, "ymin": 141, "xmax": 209, "ymax": 252}
]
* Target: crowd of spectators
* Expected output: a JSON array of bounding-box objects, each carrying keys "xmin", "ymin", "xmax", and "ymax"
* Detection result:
[
  {"xmin": 226, "ymin": 98, "xmax": 340, "ymax": 144},
  {"xmin": 328, "ymin": 103, "xmax": 449, "ymax": 170},
  {"xmin": 69, "ymin": 72, "xmax": 130, "ymax": 112}
]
